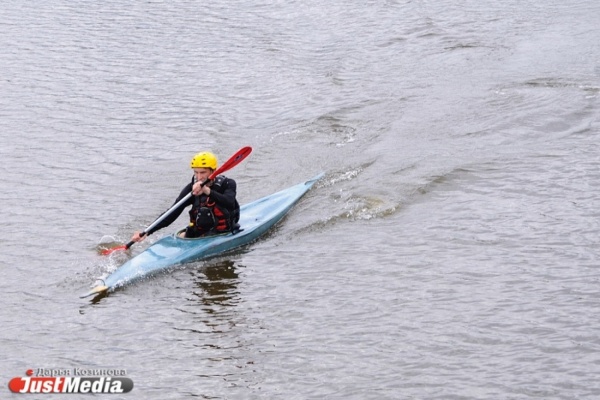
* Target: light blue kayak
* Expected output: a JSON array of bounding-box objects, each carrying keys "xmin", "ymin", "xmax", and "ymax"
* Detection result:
[{"xmin": 82, "ymin": 173, "xmax": 323, "ymax": 298}]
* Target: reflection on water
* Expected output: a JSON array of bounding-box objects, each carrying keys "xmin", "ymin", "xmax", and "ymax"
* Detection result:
[
  {"xmin": 192, "ymin": 260, "xmax": 241, "ymax": 306},
  {"xmin": 174, "ymin": 260, "xmax": 258, "ymax": 396},
  {"xmin": 184, "ymin": 260, "xmax": 243, "ymax": 334}
]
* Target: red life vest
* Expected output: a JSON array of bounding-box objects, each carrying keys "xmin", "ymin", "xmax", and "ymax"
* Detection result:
[
  {"xmin": 188, "ymin": 197, "xmax": 231, "ymax": 235},
  {"xmin": 187, "ymin": 176, "xmax": 238, "ymax": 237}
]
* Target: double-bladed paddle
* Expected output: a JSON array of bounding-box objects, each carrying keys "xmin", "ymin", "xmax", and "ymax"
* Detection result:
[{"xmin": 101, "ymin": 146, "xmax": 252, "ymax": 256}]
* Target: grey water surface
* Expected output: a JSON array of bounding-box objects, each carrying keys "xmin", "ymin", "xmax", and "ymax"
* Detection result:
[{"xmin": 1, "ymin": 0, "xmax": 599, "ymax": 399}]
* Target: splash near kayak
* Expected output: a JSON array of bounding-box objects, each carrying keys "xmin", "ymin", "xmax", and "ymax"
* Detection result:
[{"xmin": 82, "ymin": 173, "xmax": 323, "ymax": 298}]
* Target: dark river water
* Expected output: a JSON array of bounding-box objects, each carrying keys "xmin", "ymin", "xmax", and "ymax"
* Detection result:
[{"xmin": 1, "ymin": 1, "xmax": 599, "ymax": 399}]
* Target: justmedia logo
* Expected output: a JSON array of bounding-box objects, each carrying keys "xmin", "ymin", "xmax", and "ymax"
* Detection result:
[{"xmin": 8, "ymin": 369, "xmax": 134, "ymax": 394}]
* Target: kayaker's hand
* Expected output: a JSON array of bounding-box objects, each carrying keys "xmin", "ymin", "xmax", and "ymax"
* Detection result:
[
  {"xmin": 131, "ymin": 231, "xmax": 146, "ymax": 243},
  {"xmin": 192, "ymin": 181, "xmax": 211, "ymax": 196}
]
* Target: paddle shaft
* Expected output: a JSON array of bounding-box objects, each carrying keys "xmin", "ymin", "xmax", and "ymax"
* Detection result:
[{"xmin": 123, "ymin": 192, "xmax": 192, "ymax": 250}]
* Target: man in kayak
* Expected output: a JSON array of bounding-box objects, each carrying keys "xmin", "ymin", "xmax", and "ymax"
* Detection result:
[{"xmin": 130, "ymin": 151, "xmax": 240, "ymax": 242}]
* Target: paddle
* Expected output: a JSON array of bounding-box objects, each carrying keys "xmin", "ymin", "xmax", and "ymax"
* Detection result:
[{"xmin": 101, "ymin": 146, "xmax": 252, "ymax": 256}]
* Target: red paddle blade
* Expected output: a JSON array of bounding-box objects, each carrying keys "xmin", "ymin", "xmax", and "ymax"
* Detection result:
[
  {"xmin": 209, "ymin": 146, "xmax": 252, "ymax": 179},
  {"xmin": 100, "ymin": 245, "xmax": 127, "ymax": 256}
]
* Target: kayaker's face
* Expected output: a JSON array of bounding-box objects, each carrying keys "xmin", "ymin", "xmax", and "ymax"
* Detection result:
[{"xmin": 193, "ymin": 168, "xmax": 212, "ymax": 183}]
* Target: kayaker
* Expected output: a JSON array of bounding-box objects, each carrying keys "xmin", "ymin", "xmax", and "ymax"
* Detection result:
[{"xmin": 130, "ymin": 151, "xmax": 240, "ymax": 242}]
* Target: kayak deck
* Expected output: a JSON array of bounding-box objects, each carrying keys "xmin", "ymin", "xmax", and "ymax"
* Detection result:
[{"xmin": 81, "ymin": 173, "xmax": 323, "ymax": 298}]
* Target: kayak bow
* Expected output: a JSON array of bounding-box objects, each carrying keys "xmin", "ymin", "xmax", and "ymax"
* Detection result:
[{"xmin": 82, "ymin": 173, "xmax": 323, "ymax": 298}]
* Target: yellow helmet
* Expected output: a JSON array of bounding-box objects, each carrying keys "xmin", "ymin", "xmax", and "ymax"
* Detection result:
[{"xmin": 190, "ymin": 152, "xmax": 218, "ymax": 170}]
